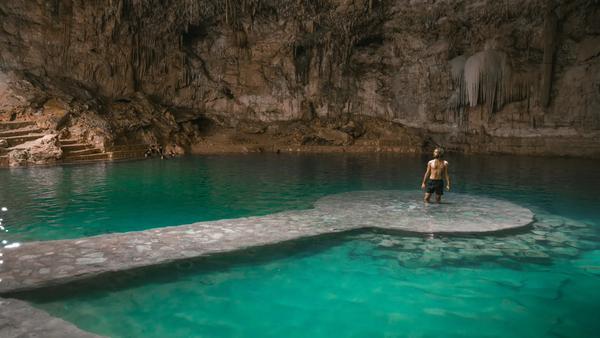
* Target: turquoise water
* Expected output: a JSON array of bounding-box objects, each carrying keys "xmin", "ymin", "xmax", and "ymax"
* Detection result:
[
  {"xmin": 1, "ymin": 154, "xmax": 598, "ymax": 241},
  {"xmin": 2, "ymin": 154, "xmax": 600, "ymax": 337},
  {"xmin": 2, "ymin": 154, "xmax": 427, "ymax": 241},
  {"xmin": 15, "ymin": 235, "xmax": 600, "ymax": 338}
]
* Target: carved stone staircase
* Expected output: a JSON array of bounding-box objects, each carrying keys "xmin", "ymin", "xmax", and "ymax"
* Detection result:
[
  {"xmin": 0, "ymin": 121, "xmax": 45, "ymax": 167},
  {"xmin": 0, "ymin": 121, "xmax": 44, "ymax": 145},
  {"xmin": 0, "ymin": 120, "xmax": 152, "ymax": 167},
  {"xmin": 106, "ymin": 144, "xmax": 150, "ymax": 161},
  {"xmin": 60, "ymin": 138, "xmax": 150, "ymax": 165},
  {"xmin": 59, "ymin": 138, "xmax": 109, "ymax": 164}
]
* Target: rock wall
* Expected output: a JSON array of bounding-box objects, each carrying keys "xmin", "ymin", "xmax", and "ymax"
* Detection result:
[{"xmin": 1, "ymin": 0, "xmax": 599, "ymax": 157}]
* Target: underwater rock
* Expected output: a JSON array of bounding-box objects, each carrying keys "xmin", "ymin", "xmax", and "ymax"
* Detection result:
[
  {"xmin": 0, "ymin": 298, "xmax": 105, "ymax": 338},
  {"xmin": 360, "ymin": 203, "xmax": 596, "ymax": 269},
  {"xmin": 377, "ymin": 239, "xmax": 399, "ymax": 247}
]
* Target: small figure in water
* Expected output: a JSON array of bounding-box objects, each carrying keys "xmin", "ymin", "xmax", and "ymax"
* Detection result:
[{"xmin": 421, "ymin": 147, "xmax": 451, "ymax": 203}]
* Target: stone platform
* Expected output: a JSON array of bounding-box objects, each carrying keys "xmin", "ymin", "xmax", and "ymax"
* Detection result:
[{"xmin": 0, "ymin": 191, "xmax": 533, "ymax": 294}]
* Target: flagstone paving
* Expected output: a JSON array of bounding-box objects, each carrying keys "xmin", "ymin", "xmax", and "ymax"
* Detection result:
[{"xmin": 0, "ymin": 191, "xmax": 533, "ymax": 294}]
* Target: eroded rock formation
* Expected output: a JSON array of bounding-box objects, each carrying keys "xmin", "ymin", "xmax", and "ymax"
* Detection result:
[
  {"xmin": 0, "ymin": 0, "xmax": 599, "ymax": 163},
  {"xmin": 7, "ymin": 134, "xmax": 62, "ymax": 167}
]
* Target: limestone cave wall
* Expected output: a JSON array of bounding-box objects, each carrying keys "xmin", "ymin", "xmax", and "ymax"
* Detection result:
[{"xmin": 1, "ymin": 0, "xmax": 599, "ymax": 157}]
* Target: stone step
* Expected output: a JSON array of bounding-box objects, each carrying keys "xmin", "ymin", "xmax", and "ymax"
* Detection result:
[
  {"xmin": 63, "ymin": 148, "xmax": 102, "ymax": 157},
  {"xmin": 60, "ymin": 143, "xmax": 91, "ymax": 152},
  {"xmin": 0, "ymin": 121, "xmax": 35, "ymax": 131},
  {"xmin": 110, "ymin": 149, "xmax": 147, "ymax": 160},
  {"xmin": 62, "ymin": 152, "xmax": 110, "ymax": 163},
  {"xmin": 0, "ymin": 127, "xmax": 43, "ymax": 138},
  {"xmin": 106, "ymin": 144, "xmax": 150, "ymax": 152},
  {"xmin": 58, "ymin": 138, "xmax": 79, "ymax": 145},
  {"xmin": 5, "ymin": 134, "xmax": 45, "ymax": 147}
]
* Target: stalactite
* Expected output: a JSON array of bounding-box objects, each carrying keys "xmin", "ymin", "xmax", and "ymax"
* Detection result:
[
  {"xmin": 450, "ymin": 50, "xmax": 537, "ymax": 114},
  {"xmin": 449, "ymin": 55, "xmax": 466, "ymax": 110},
  {"xmin": 220, "ymin": 0, "xmax": 263, "ymax": 29},
  {"xmin": 463, "ymin": 50, "xmax": 510, "ymax": 112},
  {"xmin": 507, "ymin": 70, "xmax": 537, "ymax": 105},
  {"xmin": 60, "ymin": 0, "xmax": 73, "ymax": 71},
  {"xmin": 540, "ymin": 6, "xmax": 558, "ymax": 107},
  {"xmin": 184, "ymin": 0, "xmax": 199, "ymax": 24},
  {"xmin": 449, "ymin": 55, "xmax": 465, "ymax": 85}
]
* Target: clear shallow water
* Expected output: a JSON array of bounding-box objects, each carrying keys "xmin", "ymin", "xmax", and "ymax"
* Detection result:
[
  {"xmin": 2, "ymin": 154, "xmax": 600, "ymax": 337},
  {"xmin": 15, "ymin": 231, "xmax": 600, "ymax": 338},
  {"xmin": 0, "ymin": 154, "xmax": 598, "ymax": 241}
]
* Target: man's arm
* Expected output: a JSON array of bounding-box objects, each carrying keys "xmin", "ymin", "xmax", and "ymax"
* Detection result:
[
  {"xmin": 421, "ymin": 163, "xmax": 430, "ymax": 189},
  {"xmin": 444, "ymin": 161, "xmax": 450, "ymax": 190}
]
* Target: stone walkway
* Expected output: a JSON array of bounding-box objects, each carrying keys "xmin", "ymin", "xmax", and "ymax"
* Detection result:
[{"xmin": 0, "ymin": 191, "xmax": 533, "ymax": 294}]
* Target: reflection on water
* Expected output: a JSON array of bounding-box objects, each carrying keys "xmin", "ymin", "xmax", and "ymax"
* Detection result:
[
  {"xmin": 1, "ymin": 154, "xmax": 599, "ymax": 241},
  {"xmin": 0, "ymin": 207, "xmax": 18, "ymax": 248},
  {"xmin": 0, "ymin": 207, "xmax": 19, "ymax": 285}
]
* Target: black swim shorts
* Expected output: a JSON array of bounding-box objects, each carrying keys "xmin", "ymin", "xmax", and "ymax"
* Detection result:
[{"xmin": 427, "ymin": 179, "xmax": 444, "ymax": 195}]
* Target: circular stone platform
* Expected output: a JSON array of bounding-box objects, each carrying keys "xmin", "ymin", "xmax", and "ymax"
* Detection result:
[{"xmin": 313, "ymin": 190, "xmax": 534, "ymax": 233}]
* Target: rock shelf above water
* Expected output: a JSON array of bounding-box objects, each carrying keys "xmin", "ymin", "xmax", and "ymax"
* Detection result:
[
  {"xmin": 0, "ymin": 191, "xmax": 533, "ymax": 294},
  {"xmin": 315, "ymin": 191, "xmax": 533, "ymax": 233}
]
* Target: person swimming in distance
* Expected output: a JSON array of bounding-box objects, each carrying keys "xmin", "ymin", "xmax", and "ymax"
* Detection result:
[{"xmin": 421, "ymin": 147, "xmax": 451, "ymax": 203}]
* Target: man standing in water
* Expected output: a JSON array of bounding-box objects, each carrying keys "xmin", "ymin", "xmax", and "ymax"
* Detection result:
[{"xmin": 421, "ymin": 147, "xmax": 451, "ymax": 203}]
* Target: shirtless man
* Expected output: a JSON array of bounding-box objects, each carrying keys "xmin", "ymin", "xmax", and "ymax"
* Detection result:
[{"xmin": 421, "ymin": 148, "xmax": 450, "ymax": 203}]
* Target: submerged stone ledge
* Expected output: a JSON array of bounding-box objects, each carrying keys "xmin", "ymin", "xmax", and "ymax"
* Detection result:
[
  {"xmin": 0, "ymin": 191, "xmax": 533, "ymax": 294},
  {"xmin": 0, "ymin": 298, "xmax": 105, "ymax": 338}
]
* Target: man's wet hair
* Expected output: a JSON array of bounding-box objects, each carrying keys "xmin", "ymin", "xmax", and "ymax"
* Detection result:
[{"xmin": 434, "ymin": 147, "xmax": 445, "ymax": 157}]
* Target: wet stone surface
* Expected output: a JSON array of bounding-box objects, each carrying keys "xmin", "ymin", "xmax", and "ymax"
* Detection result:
[
  {"xmin": 0, "ymin": 191, "xmax": 533, "ymax": 294},
  {"xmin": 315, "ymin": 191, "xmax": 533, "ymax": 233}
]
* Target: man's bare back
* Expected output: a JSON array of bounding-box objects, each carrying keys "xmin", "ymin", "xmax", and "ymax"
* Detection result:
[{"xmin": 421, "ymin": 148, "xmax": 450, "ymax": 203}]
